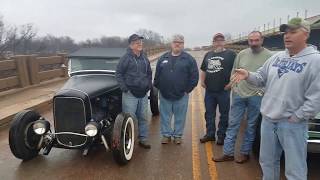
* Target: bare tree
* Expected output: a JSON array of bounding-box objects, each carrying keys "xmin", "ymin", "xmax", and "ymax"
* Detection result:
[
  {"xmin": 14, "ymin": 24, "xmax": 37, "ymax": 54},
  {"xmin": 79, "ymin": 36, "xmax": 128, "ymax": 48},
  {"xmin": 223, "ymin": 32, "xmax": 232, "ymax": 41},
  {"xmin": 136, "ymin": 29, "xmax": 163, "ymax": 46},
  {"xmin": 0, "ymin": 16, "xmax": 37, "ymax": 58},
  {"xmin": 100, "ymin": 36, "xmax": 127, "ymax": 47},
  {"xmin": 0, "ymin": 15, "xmax": 166, "ymax": 57},
  {"xmin": 28, "ymin": 35, "xmax": 79, "ymax": 55}
]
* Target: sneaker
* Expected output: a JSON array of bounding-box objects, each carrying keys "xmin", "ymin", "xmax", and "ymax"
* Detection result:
[
  {"xmin": 161, "ymin": 136, "xmax": 171, "ymax": 144},
  {"xmin": 212, "ymin": 155, "xmax": 234, "ymax": 162},
  {"xmin": 173, "ymin": 137, "xmax": 182, "ymax": 145},
  {"xmin": 139, "ymin": 141, "xmax": 151, "ymax": 149},
  {"xmin": 216, "ymin": 137, "xmax": 225, "ymax": 145},
  {"xmin": 235, "ymin": 154, "xmax": 250, "ymax": 164},
  {"xmin": 200, "ymin": 135, "xmax": 215, "ymax": 143}
]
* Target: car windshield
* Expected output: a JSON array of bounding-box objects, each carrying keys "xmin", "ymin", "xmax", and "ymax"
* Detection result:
[{"xmin": 69, "ymin": 58, "xmax": 120, "ymax": 73}]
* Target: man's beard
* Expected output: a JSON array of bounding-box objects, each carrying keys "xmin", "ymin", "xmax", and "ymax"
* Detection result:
[
  {"xmin": 172, "ymin": 48, "xmax": 182, "ymax": 55},
  {"xmin": 215, "ymin": 47, "xmax": 224, "ymax": 52},
  {"xmin": 250, "ymin": 45, "xmax": 262, "ymax": 53}
]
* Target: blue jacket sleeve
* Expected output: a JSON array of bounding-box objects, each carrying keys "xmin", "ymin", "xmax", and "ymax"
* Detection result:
[
  {"xmin": 115, "ymin": 55, "xmax": 129, "ymax": 92},
  {"xmin": 186, "ymin": 57, "xmax": 199, "ymax": 93}
]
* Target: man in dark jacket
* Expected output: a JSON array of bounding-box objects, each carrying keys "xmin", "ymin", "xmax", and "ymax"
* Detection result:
[
  {"xmin": 154, "ymin": 34, "xmax": 199, "ymax": 144},
  {"xmin": 200, "ymin": 33, "xmax": 236, "ymax": 145},
  {"xmin": 116, "ymin": 34, "xmax": 152, "ymax": 149}
]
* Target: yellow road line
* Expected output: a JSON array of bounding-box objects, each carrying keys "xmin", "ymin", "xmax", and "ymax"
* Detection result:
[
  {"xmin": 196, "ymin": 86, "xmax": 218, "ymax": 180},
  {"xmin": 191, "ymin": 92, "xmax": 201, "ymax": 180}
]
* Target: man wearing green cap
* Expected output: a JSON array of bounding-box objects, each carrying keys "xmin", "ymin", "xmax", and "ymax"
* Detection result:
[{"xmin": 230, "ymin": 17, "xmax": 320, "ymax": 180}]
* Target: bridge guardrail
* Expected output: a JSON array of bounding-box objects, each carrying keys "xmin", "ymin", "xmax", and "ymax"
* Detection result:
[
  {"xmin": 145, "ymin": 46, "xmax": 167, "ymax": 57},
  {"xmin": 0, "ymin": 46, "xmax": 167, "ymax": 93},
  {"xmin": 0, "ymin": 54, "xmax": 68, "ymax": 92}
]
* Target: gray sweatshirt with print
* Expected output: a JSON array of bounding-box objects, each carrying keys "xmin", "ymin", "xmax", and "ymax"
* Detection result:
[{"xmin": 247, "ymin": 46, "xmax": 320, "ymax": 121}]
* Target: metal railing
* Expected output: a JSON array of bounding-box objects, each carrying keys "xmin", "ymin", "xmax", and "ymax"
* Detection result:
[{"xmin": 0, "ymin": 46, "xmax": 167, "ymax": 92}]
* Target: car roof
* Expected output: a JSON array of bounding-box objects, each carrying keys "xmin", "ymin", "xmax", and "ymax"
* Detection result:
[{"xmin": 68, "ymin": 48, "xmax": 126, "ymax": 59}]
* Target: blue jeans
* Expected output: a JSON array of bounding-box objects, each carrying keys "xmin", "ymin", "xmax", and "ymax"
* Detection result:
[
  {"xmin": 159, "ymin": 93, "xmax": 189, "ymax": 138},
  {"xmin": 122, "ymin": 91, "xmax": 149, "ymax": 141},
  {"xmin": 223, "ymin": 93, "xmax": 262, "ymax": 155},
  {"xmin": 260, "ymin": 117, "xmax": 308, "ymax": 180},
  {"xmin": 204, "ymin": 90, "xmax": 230, "ymax": 138}
]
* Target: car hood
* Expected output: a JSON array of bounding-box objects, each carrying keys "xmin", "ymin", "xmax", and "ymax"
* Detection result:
[{"xmin": 56, "ymin": 74, "xmax": 119, "ymax": 99}]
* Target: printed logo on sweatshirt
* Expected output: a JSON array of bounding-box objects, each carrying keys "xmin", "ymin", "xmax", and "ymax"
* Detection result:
[
  {"xmin": 207, "ymin": 56, "xmax": 224, "ymax": 73},
  {"xmin": 272, "ymin": 57, "xmax": 307, "ymax": 78}
]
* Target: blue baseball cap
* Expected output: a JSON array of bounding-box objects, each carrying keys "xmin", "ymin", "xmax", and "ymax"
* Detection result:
[{"xmin": 128, "ymin": 34, "xmax": 144, "ymax": 44}]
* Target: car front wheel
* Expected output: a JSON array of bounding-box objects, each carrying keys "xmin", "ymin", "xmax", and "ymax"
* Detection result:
[
  {"xmin": 9, "ymin": 110, "xmax": 42, "ymax": 161},
  {"xmin": 111, "ymin": 113, "xmax": 135, "ymax": 165}
]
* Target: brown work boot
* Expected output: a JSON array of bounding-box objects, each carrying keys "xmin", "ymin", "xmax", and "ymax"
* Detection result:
[
  {"xmin": 138, "ymin": 141, "xmax": 151, "ymax": 149},
  {"xmin": 173, "ymin": 137, "xmax": 182, "ymax": 145},
  {"xmin": 216, "ymin": 136, "xmax": 224, "ymax": 145},
  {"xmin": 200, "ymin": 135, "xmax": 215, "ymax": 143},
  {"xmin": 161, "ymin": 136, "xmax": 171, "ymax": 144},
  {"xmin": 235, "ymin": 154, "xmax": 250, "ymax": 164},
  {"xmin": 212, "ymin": 155, "xmax": 234, "ymax": 162}
]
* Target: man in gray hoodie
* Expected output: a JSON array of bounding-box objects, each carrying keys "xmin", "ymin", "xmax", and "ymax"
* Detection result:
[{"xmin": 231, "ymin": 18, "xmax": 320, "ymax": 180}]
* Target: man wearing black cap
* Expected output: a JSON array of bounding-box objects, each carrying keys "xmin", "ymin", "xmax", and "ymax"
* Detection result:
[
  {"xmin": 116, "ymin": 34, "xmax": 152, "ymax": 149},
  {"xmin": 200, "ymin": 33, "xmax": 236, "ymax": 145}
]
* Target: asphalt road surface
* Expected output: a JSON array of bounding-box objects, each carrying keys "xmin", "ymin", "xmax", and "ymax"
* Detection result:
[{"xmin": 0, "ymin": 51, "xmax": 319, "ymax": 180}]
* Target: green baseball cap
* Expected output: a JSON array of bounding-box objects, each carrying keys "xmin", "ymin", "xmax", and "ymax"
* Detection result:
[{"xmin": 280, "ymin": 17, "xmax": 311, "ymax": 32}]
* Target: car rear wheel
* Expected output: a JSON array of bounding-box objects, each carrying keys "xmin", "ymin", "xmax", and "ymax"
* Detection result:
[
  {"xmin": 111, "ymin": 113, "xmax": 135, "ymax": 165},
  {"xmin": 9, "ymin": 110, "xmax": 42, "ymax": 161},
  {"xmin": 150, "ymin": 86, "xmax": 159, "ymax": 116}
]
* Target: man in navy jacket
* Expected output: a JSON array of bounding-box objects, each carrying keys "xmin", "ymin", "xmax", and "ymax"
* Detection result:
[
  {"xmin": 116, "ymin": 34, "xmax": 152, "ymax": 149},
  {"xmin": 154, "ymin": 34, "xmax": 199, "ymax": 144}
]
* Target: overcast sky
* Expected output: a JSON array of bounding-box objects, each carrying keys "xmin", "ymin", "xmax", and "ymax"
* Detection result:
[{"xmin": 1, "ymin": 0, "xmax": 320, "ymax": 47}]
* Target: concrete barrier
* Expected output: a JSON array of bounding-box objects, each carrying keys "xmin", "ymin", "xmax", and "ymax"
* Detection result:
[
  {"xmin": 0, "ymin": 54, "xmax": 68, "ymax": 92},
  {"xmin": 0, "ymin": 50, "xmax": 166, "ymax": 129}
]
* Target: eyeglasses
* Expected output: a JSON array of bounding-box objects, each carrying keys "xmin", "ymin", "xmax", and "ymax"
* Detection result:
[
  {"xmin": 132, "ymin": 40, "xmax": 143, "ymax": 45},
  {"xmin": 173, "ymin": 41, "xmax": 184, "ymax": 44},
  {"xmin": 213, "ymin": 39, "xmax": 225, "ymax": 42}
]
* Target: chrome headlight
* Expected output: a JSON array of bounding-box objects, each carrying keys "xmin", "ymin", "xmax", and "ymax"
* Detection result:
[
  {"xmin": 33, "ymin": 119, "xmax": 50, "ymax": 135},
  {"xmin": 85, "ymin": 122, "xmax": 98, "ymax": 137}
]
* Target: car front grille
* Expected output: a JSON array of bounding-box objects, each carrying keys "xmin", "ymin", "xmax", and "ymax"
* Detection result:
[{"xmin": 54, "ymin": 97, "xmax": 87, "ymax": 147}]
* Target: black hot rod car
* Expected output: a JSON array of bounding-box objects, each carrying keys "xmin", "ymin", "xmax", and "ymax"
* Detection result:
[{"xmin": 8, "ymin": 48, "xmax": 159, "ymax": 165}]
